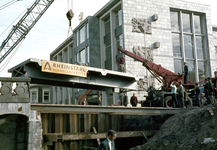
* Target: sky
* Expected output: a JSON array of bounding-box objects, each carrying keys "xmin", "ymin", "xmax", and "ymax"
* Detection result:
[{"xmin": 0, "ymin": 0, "xmax": 216, "ymax": 77}]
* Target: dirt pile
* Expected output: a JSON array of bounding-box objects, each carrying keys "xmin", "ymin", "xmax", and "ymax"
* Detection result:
[{"xmin": 130, "ymin": 105, "xmax": 217, "ymax": 150}]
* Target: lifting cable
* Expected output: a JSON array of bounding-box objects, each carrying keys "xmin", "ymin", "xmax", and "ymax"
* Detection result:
[
  {"xmin": 0, "ymin": 0, "xmax": 35, "ymax": 36},
  {"xmin": 0, "ymin": 0, "xmax": 35, "ymax": 70},
  {"xmin": 0, "ymin": 0, "xmax": 20, "ymax": 11},
  {"xmin": 0, "ymin": 40, "xmax": 24, "ymax": 72},
  {"xmin": 66, "ymin": 0, "xmax": 74, "ymax": 37}
]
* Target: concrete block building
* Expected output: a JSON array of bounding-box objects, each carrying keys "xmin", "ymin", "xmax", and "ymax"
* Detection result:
[{"xmin": 50, "ymin": 0, "xmax": 217, "ymax": 106}]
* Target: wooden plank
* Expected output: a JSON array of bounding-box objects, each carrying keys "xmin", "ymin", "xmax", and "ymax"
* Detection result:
[
  {"xmin": 42, "ymin": 113, "xmax": 48, "ymax": 150},
  {"xmin": 69, "ymin": 114, "xmax": 78, "ymax": 150},
  {"xmin": 93, "ymin": 127, "xmax": 100, "ymax": 146},
  {"xmin": 55, "ymin": 113, "xmax": 63, "ymax": 150},
  {"xmin": 43, "ymin": 130, "xmax": 157, "ymax": 141},
  {"xmin": 31, "ymin": 104, "xmax": 186, "ymax": 116}
]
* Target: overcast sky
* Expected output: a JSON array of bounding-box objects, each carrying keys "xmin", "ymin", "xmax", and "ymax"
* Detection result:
[{"xmin": 0, "ymin": 0, "xmax": 216, "ymax": 77}]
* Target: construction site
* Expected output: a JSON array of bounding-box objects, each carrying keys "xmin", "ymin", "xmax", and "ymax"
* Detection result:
[{"xmin": 0, "ymin": 0, "xmax": 217, "ymax": 150}]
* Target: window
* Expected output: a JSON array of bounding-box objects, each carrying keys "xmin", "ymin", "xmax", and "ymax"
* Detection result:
[
  {"xmin": 104, "ymin": 16, "xmax": 110, "ymax": 35},
  {"xmin": 170, "ymin": 10, "xmax": 207, "ymax": 82},
  {"xmin": 43, "ymin": 90, "xmax": 50, "ymax": 103},
  {"xmin": 30, "ymin": 90, "xmax": 38, "ymax": 103},
  {"xmin": 76, "ymin": 47, "xmax": 89, "ymax": 64},
  {"xmin": 117, "ymin": 34, "xmax": 124, "ymax": 49},
  {"xmin": 115, "ymin": 9, "xmax": 122, "ymax": 28},
  {"xmin": 172, "ymin": 34, "xmax": 181, "ymax": 57},
  {"xmin": 105, "ymin": 42, "xmax": 111, "ymax": 60},
  {"xmin": 80, "ymin": 26, "xmax": 85, "ymax": 44}
]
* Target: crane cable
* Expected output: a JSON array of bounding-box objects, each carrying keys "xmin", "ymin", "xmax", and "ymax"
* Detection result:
[
  {"xmin": 0, "ymin": 40, "xmax": 24, "ymax": 72},
  {"xmin": 0, "ymin": 0, "xmax": 35, "ymax": 71},
  {"xmin": 0, "ymin": 0, "xmax": 35, "ymax": 36},
  {"xmin": 0, "ymin": 0, "xmax": 19, "ymax": 11},
  {"xmin": 67, "ymin": 0, "xmax": 73, "ymax": 37}
]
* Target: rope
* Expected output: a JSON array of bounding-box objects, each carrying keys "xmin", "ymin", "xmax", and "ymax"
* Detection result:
[
  {"xmin": 0, "ymin": 39, "xmax": 24, "ymax": 72},
  {"xmin": 0, "ymin": 0, "xmax": 35, "ymax": 36},
  {"xmin": 0, "ymin": 0, "xmax": 17, "ymax": 11}
]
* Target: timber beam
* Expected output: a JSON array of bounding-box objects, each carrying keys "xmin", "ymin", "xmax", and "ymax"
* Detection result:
[
  {"xmin": 43, "ymin": 130, "xmax": 157, "ymax": 142},
  {"xmin": 31, "ymin": 104, "xmax": 189, "ymax": 115}
]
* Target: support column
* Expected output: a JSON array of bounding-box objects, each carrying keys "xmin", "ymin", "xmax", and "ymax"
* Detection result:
[
  {"xmin": 55, "ymin": 113, "xmax": 63, "ymax": 150},
  {"xmin": 69, "ymin": 114, "xmax": 78, "ymax": 150},
  {"xmin": 42, "ymin": 113, "xmax": 48, "ymax": 150}
]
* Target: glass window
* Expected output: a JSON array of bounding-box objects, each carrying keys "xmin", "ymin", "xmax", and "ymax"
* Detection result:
[
  {"xmin": 197, "ymin": 61, "xmax": 206, "ymax": 81},
  {"xmin": 184, "ymin": 35, "xmax": 194, "ymax": 58},
  {"xmin": 196, "ymin": 36, "xmax": 205, "ymax": 59},
  {"xmin": 80, "ymin": 26, "xmax": 85, "ymax": 44},
  {"xmin": 194, "ymin": 15, "xmax": 202, "ymax": 34},
  {"xmin": 182, "ymin": 13, "xmax": 191, "ymax": 33},
  {"xmin": 213, "ymin": 30, "xmax": 217, "ymax": 39},
  {"xmin": 115, "ymin": 9, "xmax": 122, "ymax": 27},
  {"xmin": 186, "ymin": 60, "xmax": 196, "ymax": 84},
  {"xmin": 80, "ymin": 49, "xmax": 86, "ymax": 63},
  {"xmin": 31, "ymin": 90, "xmax": 38, "ymax": 103},
  {"xmin": 170, "ymin": 11, "xmax": 180, "ymax": 32},
  {"xmin": 105, "ymin": 42, "xmax": 111, "ymax": 60},
  {"xmin": 117, "ymin": 34, "xmax": 124, "ymax": 49},
  {"xmin": 174, "ymin": 59, "xmax": 182, "ymax": 74},
  {"xmin": 43, "ymin": 90, "xmax": 49, "ymax": 103},
  {"xmin": 172, "ymin": 34, "xmax": 181, "ymax": 57},
  {"xmin": 86, "ymin": 23, "xmax": 89, "ymax": 39},
  {"xmin": 104, "ymin": 16, "xmax": 110, "ymax": 35}
]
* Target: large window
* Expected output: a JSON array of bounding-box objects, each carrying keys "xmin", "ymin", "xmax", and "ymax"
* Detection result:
[
  {"xmin": 76, "ymin": 47, "xmax": 89, "ymax": 64},
  {"xmin": 80, "ymin": 26, "xmax": 85, "ymax": 44},
  {"xmin": 115, "ymin": 9, "xmax": 122, "ymax": 28},
  {"xmin": 104, "ymin": 16, "xmax": 110, "ymax": 35},
  {"xmin": 76, "ymin": 23, "xmax": 89, "ymax": 46},
  {"xmin": 170, "ymin": 10, "xmax": 207, "ymax": 83}
]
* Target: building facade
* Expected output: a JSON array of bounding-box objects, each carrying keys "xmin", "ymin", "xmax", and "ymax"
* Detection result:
[{"xmin": 50, "ymin": 0, "xmax": 216, "ymax": 105}]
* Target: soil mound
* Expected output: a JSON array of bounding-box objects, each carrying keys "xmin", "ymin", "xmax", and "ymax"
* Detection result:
[{"xmin": 130, "ymin": 105, "xmax": 217, "ymax": 150}]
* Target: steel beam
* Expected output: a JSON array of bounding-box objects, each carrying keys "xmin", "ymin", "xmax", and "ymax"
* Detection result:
[
  {"xmin": 8, "ymin": 58, "xmax": 141, "ymax": 92},
  {"xmin": 31, "ymin": 104, "xmax": 189, "ymax": 115}
]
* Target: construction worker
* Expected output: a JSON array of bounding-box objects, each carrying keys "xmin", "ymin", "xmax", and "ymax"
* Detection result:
[
  {"xmin": 118, "ymin": 54, "xmax": 125, "ymax": 73},
  {"xmin": 183, "ymin": 62, "xmax": 189, "ymax": 84},
  {"xmin": 177, "ymin": 81, "xmax": 184, "ymax": 108},
  {"xmin": 170, "ymin": 82, "xmax": 178, "ymax": 108},
  {"xmin": 97, "ymin": 130, "xmax": 116, "ymax": 150}
]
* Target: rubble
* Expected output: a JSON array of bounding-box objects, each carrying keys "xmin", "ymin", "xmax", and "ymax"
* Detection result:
[{"xmin": 130, "ymin": 105, "xmax": 217, "ymax": 150}]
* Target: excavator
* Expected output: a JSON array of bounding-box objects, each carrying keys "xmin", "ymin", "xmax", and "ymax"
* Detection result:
[{"xmin": 118, "ymin": 46, "xmax": 196, "ymax": 108}]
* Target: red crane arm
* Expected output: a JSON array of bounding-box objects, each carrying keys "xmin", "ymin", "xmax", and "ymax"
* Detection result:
[{"xmin": 118, "ymin": 46, "xmax": 192, "ymax": 88}]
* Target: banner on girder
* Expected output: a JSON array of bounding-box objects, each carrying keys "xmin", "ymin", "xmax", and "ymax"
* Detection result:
[{"xmin": 42, "ymin": 60, "xmax": 87, "ymax": 77}]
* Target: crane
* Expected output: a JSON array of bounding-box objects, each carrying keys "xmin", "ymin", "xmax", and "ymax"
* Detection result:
[
  {"xmin": 0, "ymin": 0, "xmax": 74, "ymax": 64},
  {"xmin": 118, "ymin": 46, "xmax": 195, "ymax": 107},
  {"xmin": 0, "ymin": 0, "xmax": 55, "ymax": 64}
]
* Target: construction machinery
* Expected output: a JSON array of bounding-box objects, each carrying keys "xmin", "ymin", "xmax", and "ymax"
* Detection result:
[{"xmin": 118, "ymin": 46, "xmax": 195, "ymax": 108}]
